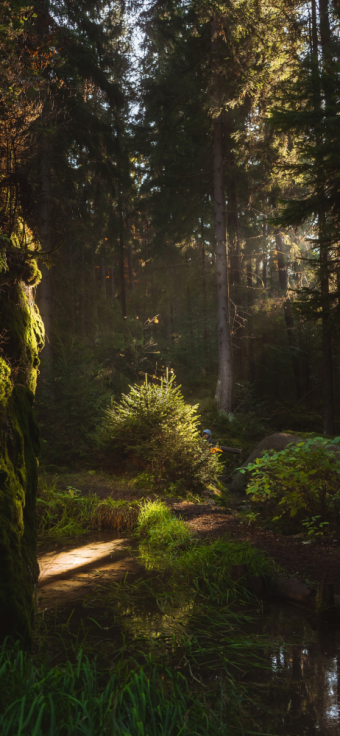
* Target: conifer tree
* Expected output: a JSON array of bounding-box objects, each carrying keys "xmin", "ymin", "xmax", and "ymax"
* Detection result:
[{"xmin": 271, "ymin": 0, "xmax": 340, "ymax": 433}]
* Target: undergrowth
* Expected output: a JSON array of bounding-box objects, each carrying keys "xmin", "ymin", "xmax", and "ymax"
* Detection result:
[
  {"xmin": 136, "ymin": 499, "xmax": 193, "ymax": 552},
  {"xmin": 1, "ymin": 639, "xmax": 248, "ymax": 736},
  {"xmin": 1, "ymin": 497, "xmax": 279, "ymax": 734},
  {"xmin": 37, "ymin": 486, "xmax": 140, "ymax": 537},
  {"xmin": 244, "ymin": 436, "xmax": 340, "ymax": 536},
  {"xmin": 1, "ymin": 502, "xmax": 275, "ymax": 735},
  {"xmin": 135, "ymin": 500, "xmax": 276, "ymax": 604}
]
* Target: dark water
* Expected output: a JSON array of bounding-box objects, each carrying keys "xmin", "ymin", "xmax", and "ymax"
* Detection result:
[
  {"xmin": 247, "ymin": 601, "xmax": 340, "ymax": 735},
  {"xmin": 36, "ymin": 538, "xmax": 340, "ymax": 734}
]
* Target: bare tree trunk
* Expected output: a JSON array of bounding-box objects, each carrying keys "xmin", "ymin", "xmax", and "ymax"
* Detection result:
[
  {"xmin": 275, "ymin": 230, "xmax": 304, "ymax": 399},
  {"xmin": 212, "ymin": 18, "xmax": 233, "ymax": 412},
  {"xmin": 80, "ymin": 244, "xmax": 86, "ymax": 337},
  {"xmin": 119, "ymin": 197, "xmax": 127, "ymax": 319},
  {"xmin": 314, "ymin": 0, "xmax": 334, "ymax": 434},
  {"xmin": 246, "ymin": 259, "xmax": 255, "ymax": 382},
  {"xmin": 262, "ymin": 220, "xmax": 268, "ymax": 292},
  {"xmin": 36, "ymin": 133, "xmax": 53, "ymax": 365},
  {"xmin": 111, "ymin": 259, "xmax": 115, "ymax": 299},
  {"xmin": 100, "ymin": 247, "xmax": 106, "ymax": 299},
  {"xmin": 201, "ymin": 219, "xmax": 209, "ymax": 366}
]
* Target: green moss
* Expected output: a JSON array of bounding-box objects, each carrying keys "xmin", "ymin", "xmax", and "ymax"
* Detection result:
[
  {"xmin": 0, "ymin": 272, "xmax": 44, "ymax": 645},
  {"xmin": 0, "ymin": 357, "xmax": 11, "ymax": 405},
  {"xmin": 4, "ymin": 282, "xmax": 44, "ymax": 394}
]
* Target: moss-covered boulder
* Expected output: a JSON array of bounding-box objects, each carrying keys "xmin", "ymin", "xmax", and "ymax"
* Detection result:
[{"xmin": 0, "ymin": 246, "xmax": 44, "ymax": 644}]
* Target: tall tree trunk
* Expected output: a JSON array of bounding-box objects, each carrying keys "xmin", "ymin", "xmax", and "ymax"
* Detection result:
[
  {"xmin": 201, "ymin": 219, "xmax": 209, "ymax": 366},
  {"xmin": 275, "ymin": 230, "xmax": 304, "ymax": 399},
  {"xmin": 313, "ymin": 0, "xmax": 334, "ymax": 433},
  {"xmin": 247, "ymin": 259, "xmax": 255, "ymax": 382},
  {"xmin": 119, "ymin": 196, "xmax": 127, "ymax": 319},
  {"xmin": 79, "ymin": 244, "xmax": 86, "ymax": 336},
  {"xmin": 212, "ymin": 18, "xmax": 233, "ymax": 412},
  {"xmin": 100, "ymin": 247, "xmax": 106, "ymax": 299},
  {"xmin": 111, "ymin": 259, "xmax": 115, "ymax": 300},
  {"xmin": 126, "ymin": 217, "xmax": 134, "ymax": 291},
  {"xmin": 36, "ymin": 133, "xmax": 53, "ymax": 365}
]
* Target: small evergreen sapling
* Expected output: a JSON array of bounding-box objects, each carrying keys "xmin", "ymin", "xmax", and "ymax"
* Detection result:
[{"xmin": 100, "ymin": 373, "xmax": 221, "ymax": 492}]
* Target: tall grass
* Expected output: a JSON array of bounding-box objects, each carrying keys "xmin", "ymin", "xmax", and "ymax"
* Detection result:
[
  {"xmin": 136, "ymin": 499, "xmax": 194, "ymax": 552},
  {"xmin": 37, "ymin": 486, "xmax": 139, "ymax": 537},
  {"xmin": 0, "ymin": 640, "xmax": 248, "ymax": 735},
  {"xmin": 136, "ymin": 500, "xmax": 276, "ymax": 604}
]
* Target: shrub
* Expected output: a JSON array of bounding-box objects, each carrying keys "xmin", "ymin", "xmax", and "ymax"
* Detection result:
[
  {"xmin": 99, "ymin": 374, "xmax": 221, "ymax": 492},
  {"xmin": 244, "ymin": 437, "xmax": 340, "ymax": 534}
]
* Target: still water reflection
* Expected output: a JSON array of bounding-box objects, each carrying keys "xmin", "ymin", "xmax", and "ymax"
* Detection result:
[{"xmin": 250, "ymin": 601, "xmax": 340, "ymax": 735}]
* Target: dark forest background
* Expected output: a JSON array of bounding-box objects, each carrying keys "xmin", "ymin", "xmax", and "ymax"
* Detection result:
[{"xmin": 2, "ymin": 0, "xmax": 340, "ymax": 472}]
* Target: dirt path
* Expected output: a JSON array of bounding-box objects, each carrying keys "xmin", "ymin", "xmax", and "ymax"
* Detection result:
[
  {"xmin": 38, "ymin": 471, "xmax": 340, "ymax": 598},
  {"xmin": 172, "ymin": 502, "xmax": 340, "ymax": 594},
  {"xmin": 37, "ymin": 534, "xmax": 142, "ymax": 608}
]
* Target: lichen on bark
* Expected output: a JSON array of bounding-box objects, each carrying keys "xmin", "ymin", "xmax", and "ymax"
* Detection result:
[{"xmin": 0, "ymin": 244, "xmax": 44, "ymax": 645}]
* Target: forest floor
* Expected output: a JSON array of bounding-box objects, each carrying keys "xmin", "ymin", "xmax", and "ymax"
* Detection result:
[
  {"xmin": 33, "ymin": 470, "xmax": 340, "ymax": 735},
  {"xmin": 39, "ymin": 469, "xmax": 340, "ymax": 595}
]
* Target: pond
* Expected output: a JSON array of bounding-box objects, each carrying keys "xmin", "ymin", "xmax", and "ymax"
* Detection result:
[{"xmin": 35, "ymin": 534, "xmax": 340, "ymax": 735}]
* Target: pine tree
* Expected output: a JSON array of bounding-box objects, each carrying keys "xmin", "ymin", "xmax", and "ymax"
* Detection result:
[{"xmin": 271, "ymin": 0, "xmax": 340, "ymax": 433}]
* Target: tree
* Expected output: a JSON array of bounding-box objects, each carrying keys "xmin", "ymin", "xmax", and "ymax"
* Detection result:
[
  {"xmin": 0, "ymin": 2, "xmax": 45, "ymax": 642},
  {"xmin": 271, "ymin": 0, "xmax": 340, "ymax": 433}
]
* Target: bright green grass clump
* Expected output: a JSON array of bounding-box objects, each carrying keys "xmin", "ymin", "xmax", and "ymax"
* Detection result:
[
  {"xmin": 136, "ymin": 500, "xmax": 276, "ymax": 603},
  {"xmin": 136, "ymin": 499, "xmax": 193, "ymax": 552}
]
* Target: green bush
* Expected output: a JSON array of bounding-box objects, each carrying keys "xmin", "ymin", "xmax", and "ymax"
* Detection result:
[
  {"xmin": 99, "ymin": 374, "xmax": 221, "ymax": 492},
  {"xmin": 244, "ymin": 437, "xmax": 340, "ymax": 535}
]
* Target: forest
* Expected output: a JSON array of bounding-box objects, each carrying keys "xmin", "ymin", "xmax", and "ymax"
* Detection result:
[{"xmin": 1, "ymin": 0, "xmax": 340, "ymax": 733}]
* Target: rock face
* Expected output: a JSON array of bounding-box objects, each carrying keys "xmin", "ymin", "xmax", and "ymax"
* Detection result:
[{"xmin": 230, "ymin": 433, "xmax": 303, "ymax": 492}]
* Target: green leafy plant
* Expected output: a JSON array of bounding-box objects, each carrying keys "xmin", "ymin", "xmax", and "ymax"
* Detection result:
[
  {"xmin": 99, "ymin": 373, "xmax": 221, "ymax": 492},
  {"xmin": 302, "ymin": 516, "xmax": 330, "ymax": 537},
  {"xmin": 244, "ymin": 437, "xmax": 340, "ymax": 534}
]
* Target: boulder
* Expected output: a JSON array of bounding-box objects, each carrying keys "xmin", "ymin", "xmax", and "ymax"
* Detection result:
[{"xmin": 230, "ymin": 432, "xmax": 303, "ymax": 492}]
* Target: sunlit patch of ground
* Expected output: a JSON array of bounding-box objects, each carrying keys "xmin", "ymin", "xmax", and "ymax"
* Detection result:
[{"xmin": 37, "ymin": 534, "xmax": 143, "ymax": 608}]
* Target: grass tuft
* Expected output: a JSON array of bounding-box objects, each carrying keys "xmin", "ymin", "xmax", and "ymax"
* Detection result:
[
  {"xmin": 136, "ymin": 499, "xmax": 193, "ymax": 552},
  {"xmin": 37, "ymin": 485, "xmax": 140, "ymax": 538}
]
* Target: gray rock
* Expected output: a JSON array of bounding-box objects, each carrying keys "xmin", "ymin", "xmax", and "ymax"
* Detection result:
[{"xmin": 230, "ymin": 432, "xmax": 303, "ymax": 492}]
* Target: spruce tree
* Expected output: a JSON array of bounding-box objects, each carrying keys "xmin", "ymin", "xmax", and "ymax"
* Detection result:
[{"xmin": 270, "ymin": 0, "xmax": 340, "ymax": 433}]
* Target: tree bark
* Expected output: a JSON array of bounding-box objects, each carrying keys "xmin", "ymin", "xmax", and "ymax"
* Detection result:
[
  {"xmin": 119, "ymin": 196, "xmax": 127, "ymax": 319},
  {"xmin": 247, "ymin": 258, "xmax": 255, "ymax": 382},
  {"xmin": 36, "ymin": 133, "xmax": 53, "ymax": 365},
  {"xmin": 111, "ymin": 259, "xmax": 115, "ymax": 299},
  {"xmin": 201, "ymin": 219, "xmax": 209, "ymax": 366},
  {"xmin": 275, "ymin": 230, "xmax": 304, "ymax": 399},
  {"xmin": 100, "ymin": 247, "xmax": 106, "ymax": 299},
  {"xmin": 211, "ymin": 18, "xmax": 233, "ymax": 412},
  {"xmin": 314, "ymin": 0, "xmax": 334, "ymax": 434}
]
